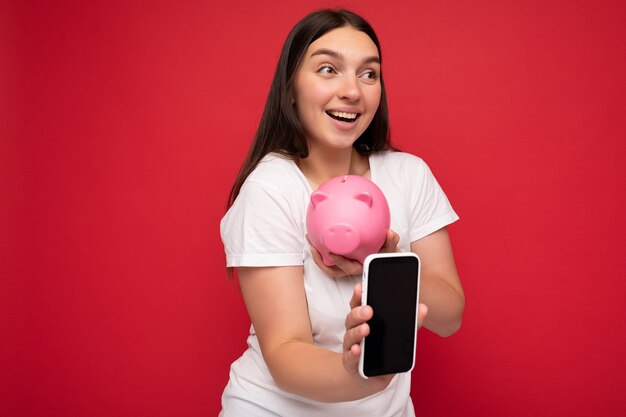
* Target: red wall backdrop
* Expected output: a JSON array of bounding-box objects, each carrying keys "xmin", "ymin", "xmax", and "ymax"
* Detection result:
[{"xmin": 2, "ymin": 0, "xmax": 625, "ymax": 416}]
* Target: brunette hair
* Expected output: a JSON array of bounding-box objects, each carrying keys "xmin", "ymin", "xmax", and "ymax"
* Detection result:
[{"xmin": 227, "ymin": 9, "xmax": 393, "ymax": 207}]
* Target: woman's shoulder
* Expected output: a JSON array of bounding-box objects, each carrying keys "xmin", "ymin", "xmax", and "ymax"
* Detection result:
[
  {"xmin": 246, "ymin": 153, "xmax": 301, "ymax": 187},
  {"xmin": 372, "ymin": 149, "xmax": 429, "ymax": 174},
  {"xmin": 238, "ymin": 152, "xmax": 309, "ymax": 203},
  {"xmin": 249, "ymin": 152, "xmax": 296, "ymax": 177}
]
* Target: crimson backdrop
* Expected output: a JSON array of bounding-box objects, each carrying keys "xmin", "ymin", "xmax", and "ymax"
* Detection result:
[{"xmin": 2, "ymin": 0, "xmax": 625, "ymax": 416}]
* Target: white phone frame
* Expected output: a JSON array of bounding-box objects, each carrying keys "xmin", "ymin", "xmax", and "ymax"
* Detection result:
[{"xmin": 358, "ymin": 252, "xmax": 421, "ymax": 379}]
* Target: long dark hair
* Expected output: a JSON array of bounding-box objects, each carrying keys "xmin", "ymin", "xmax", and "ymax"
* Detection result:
[{"xmin": 227, "ymin": 9, "xmax": 393, "ymax": 207}]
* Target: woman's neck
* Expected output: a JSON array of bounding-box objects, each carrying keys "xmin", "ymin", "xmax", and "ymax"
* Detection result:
[{"xmin": 297, "ymin": 146, "xmax": 370, "ymax": 190}]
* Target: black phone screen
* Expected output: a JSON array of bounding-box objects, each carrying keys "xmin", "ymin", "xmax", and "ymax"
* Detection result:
[{"xmin": 363, "ymin": 255, "xmax": 419, "ymax": 377}]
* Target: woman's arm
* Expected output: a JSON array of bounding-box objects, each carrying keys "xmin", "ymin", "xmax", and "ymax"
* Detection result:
[
  {"xmin": 411, "ymin": 227, "xmax": 464, "ymax": 337},
  {"xmin": 237, "ymin": 265, "xmax": 392, "ymax": 402}
]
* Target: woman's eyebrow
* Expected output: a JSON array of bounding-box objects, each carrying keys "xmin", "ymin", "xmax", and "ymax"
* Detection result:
[{"xmin": 310, "ymin": 48, "xmax": 380, "ymax": 64}]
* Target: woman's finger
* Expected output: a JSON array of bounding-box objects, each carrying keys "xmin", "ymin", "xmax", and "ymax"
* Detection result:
[
  {"xmin": 343, "ymin": 321, "xmax": 370, "ymax": 352},
  {"xmin": 345, "ymin": 304, "xmax": 373, "ymax": 330},
  {"xmin": 310, "ymin": 244, "xmax": 362, "ymax": 278},
  {"xmin": 310, "ymin": 244, "xmax": 343, "ymax": 276},
  {"xmin": 328, "ymin": 253, "xmax": 363, "ymax": 276},
  {"xmin": 342, "ymin": 341, "xmax": 362, "ymax": 374},
  {"xmin": 417, "ymin": 303, "xmax": 428, "ymax": 330},
  {"xmin": 349, "ymin": 283, "xmax": 363, "ymax": 310},
  {"xmin": 380, "ymin": 229, "xmax": 400, "ymax": 253}
]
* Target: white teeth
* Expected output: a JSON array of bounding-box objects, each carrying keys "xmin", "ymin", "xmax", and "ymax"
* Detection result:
[{"xmin": 330, "ymin": 111, "xmax": 358, "ymax": 119}]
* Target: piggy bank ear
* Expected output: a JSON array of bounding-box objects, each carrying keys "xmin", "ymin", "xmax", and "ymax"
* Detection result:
[
  {"xmin": 354, "ymin": 191, "xmax": 373, "ymax": 207},
  {"xmin": 310, "ymin": 191, "xmax": 329, "ymax": 208}
]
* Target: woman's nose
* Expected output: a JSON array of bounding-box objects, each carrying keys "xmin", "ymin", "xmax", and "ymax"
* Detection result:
[{"xmin": 337, "ymin": 75, "xmax": 361, "ymax": 101}]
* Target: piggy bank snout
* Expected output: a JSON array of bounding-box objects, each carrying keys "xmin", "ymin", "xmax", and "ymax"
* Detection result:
[{"xmin": 322, "ymin": 224, "xmax": 360, "ymax": 255}]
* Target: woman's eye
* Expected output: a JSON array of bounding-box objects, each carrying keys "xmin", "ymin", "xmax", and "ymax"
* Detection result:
[
  {"xmin": 361, "ymin": 70, "xmax": 378, "ymax": 80},
  {"xmin": 317, "ymin": 65, "xmax": 335, "ymax": 75}
]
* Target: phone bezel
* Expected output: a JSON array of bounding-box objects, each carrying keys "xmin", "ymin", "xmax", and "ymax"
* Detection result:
[{"xmin": 358, "ymin": 252, "xmax": 421, "ymax": 379}]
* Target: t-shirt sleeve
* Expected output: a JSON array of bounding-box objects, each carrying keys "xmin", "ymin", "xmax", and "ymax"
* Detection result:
[
  {"xmin": 220, "ymin": 179, "xmax": 305, "ymax": 267},
  {"xmin": 408, "ymin": 157, "xmax": 459, "ymax": 242}
]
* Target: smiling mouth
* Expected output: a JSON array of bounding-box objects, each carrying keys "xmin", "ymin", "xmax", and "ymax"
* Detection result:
[{"xmin": 326, "ymin": 111, "xmax": 361, "ymax": 123}]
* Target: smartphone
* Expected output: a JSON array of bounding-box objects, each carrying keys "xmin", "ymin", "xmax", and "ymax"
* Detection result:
[{"xmin": 359, "ymin": 252, "xmax": 421, "ymax": 379}]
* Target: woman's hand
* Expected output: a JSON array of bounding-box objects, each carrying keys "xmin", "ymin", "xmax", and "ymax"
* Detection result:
[
  {"xmin": 342, "ymin": 283, "xmax": 428, "ymax": 392},
  {"xmin": 342, "ymin": 283, "xmax": 393, "ymax": 392},
  {"xmin": 309, "ymin": 229, "xmax": 401, "ymax": 278},
  {"xmin": 342, "ymin": 282, "xmax": 372, "ymax": 375}
]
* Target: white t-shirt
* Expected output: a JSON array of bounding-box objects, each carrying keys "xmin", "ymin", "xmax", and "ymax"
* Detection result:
[{"xmin": 219, "ymin": 150, "xmax": 459, "ymax": 416}]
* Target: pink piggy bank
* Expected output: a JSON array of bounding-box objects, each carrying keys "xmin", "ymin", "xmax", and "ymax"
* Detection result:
[{"xmin": 306, "ymin": 175, "xmax": 390, "ymax": 266}]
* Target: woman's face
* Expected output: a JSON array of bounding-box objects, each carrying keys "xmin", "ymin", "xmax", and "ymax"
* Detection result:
[{"xmin": 293, "ymin": 26, "xmax": 382, "ymax": 152}]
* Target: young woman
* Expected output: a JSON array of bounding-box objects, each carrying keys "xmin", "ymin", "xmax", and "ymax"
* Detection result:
[{"xmin": 220, "ymin": 9, "xmax": 464, "ymax": 416}]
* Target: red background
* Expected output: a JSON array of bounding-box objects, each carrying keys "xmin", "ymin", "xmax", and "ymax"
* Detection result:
[{"xmin": 2, "ymin": 0, "xmax": 625, "ymax": 416}]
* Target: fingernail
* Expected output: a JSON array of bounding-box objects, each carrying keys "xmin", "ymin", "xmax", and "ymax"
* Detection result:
[{"xmin": 360, "ymin": 306, "xmax": 371, "ymax": 318}]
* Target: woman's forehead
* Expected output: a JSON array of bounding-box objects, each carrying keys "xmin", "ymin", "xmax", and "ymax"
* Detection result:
[{"xmin": 305, "ymin": 27, "xmax": 379, "ymax": 61}]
